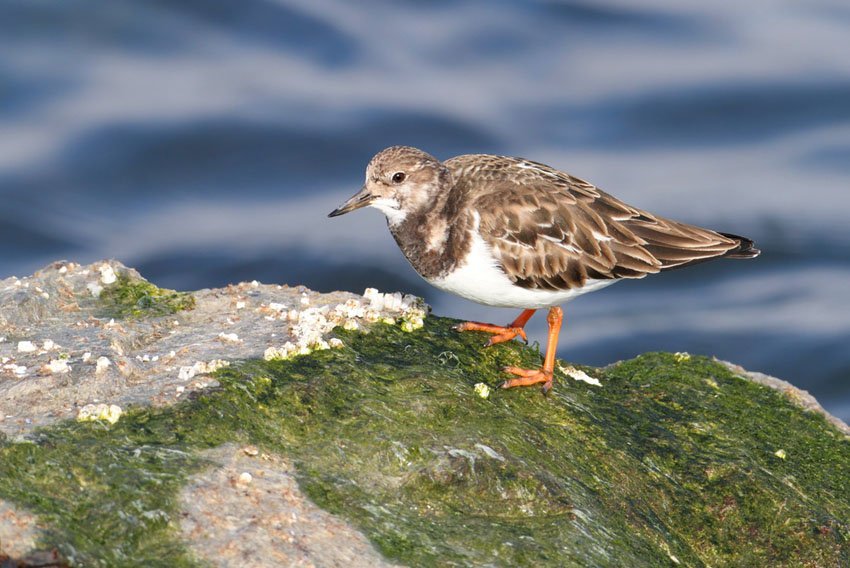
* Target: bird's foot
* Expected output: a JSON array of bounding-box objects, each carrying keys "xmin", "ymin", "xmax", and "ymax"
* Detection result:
[
  {"xmin": 501, "ymin": 366, "xmax": 554, "ymax": 393},
  {"xmin": 453, "ymin": 321, "xmax": 528, "ymax": 346}
]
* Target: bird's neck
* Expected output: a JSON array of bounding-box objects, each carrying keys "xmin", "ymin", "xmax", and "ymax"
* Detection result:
[{"xmin": 389, "ymin": 182, "xmax": 471, "ymax": 280}]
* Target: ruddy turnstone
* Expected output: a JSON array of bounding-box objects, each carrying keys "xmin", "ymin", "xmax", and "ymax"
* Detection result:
[{"xmin": 329, "ymin": 146, "xmax": 760, "ymax": 392}]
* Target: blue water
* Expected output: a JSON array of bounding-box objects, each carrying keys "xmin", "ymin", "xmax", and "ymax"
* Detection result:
[{"xmin": 1, "ymin": 0, "xmax": 849, "ymax": 421}]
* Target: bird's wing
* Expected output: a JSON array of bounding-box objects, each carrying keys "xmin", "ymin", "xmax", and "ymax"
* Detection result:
[{"xmin": 455, "ymin": 156, "xmax": 744, "ymax": 291}]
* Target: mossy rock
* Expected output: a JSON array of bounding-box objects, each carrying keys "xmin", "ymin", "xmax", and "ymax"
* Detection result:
[
  {"xmin": 0, "ymin": 317, "xmax": 847, "ymax": 566},
  {"xmin": 98, "ymin": 273, "xmax": 195, "ymax": 319}
]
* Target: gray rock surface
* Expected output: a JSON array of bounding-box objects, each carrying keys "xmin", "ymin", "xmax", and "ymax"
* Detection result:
[
  {"xmin": 0, "ymin": 500, "xmax": 39, "ymax": 558},
  {"xmin": 1, "ymin": 260, "xmax": 420, "ymax": 439},
  {"xmin": 180, "ymin": 444, "xmax": 399, "ymax": 568}
]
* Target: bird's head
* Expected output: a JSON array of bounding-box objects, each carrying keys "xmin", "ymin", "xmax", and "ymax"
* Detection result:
[{"xmin": 328, "ymin": 146, "xmax": 451, "ymax": 225}]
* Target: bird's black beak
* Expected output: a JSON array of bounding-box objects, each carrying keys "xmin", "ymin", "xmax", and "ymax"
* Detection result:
[{"xmin": 328, "ymin": 186, "xmax": 374, "ymax": 217}]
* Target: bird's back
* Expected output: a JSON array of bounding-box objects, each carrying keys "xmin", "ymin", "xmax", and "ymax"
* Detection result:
[{"xmin": 444, "ymin": 154, "xmax": 759, "ymax": 292}]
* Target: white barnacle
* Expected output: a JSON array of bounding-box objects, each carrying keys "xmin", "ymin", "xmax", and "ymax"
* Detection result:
[
  {"xmin": 334, "ymin": 299, "xmax": 365, "ymax": 319},
  {"xmin": 400, "ymin": 317, "xmax": 424, "ymax": 332},
  {"xmin": 177, "ymin": 359, "xmax": 229, "ymax": 380},
  {"xmin": 45, "ymin": 359, "xmax": 70, "ymax": 374},
  {"xmin": 3, "ymin": 363, "xmax": 27, "ymax": 377},
  {"xmin": 217, "ymin": 332, "xmax": 242, "ymax": 344},
  {"xmin": 99, "ymin": 264, "xmax": 117, "ymax": 284},
  {"xmin": 77, "ymin": 403, "xmax": 123, "ymax": 424},
  {"xmin": 474, "ymin": 383, "xmax": 491, "ymax": 399},
  {"xmin": 264, "ymin": 343, "xmax": 295, "ymax": 361},
  {"xmin": 384, "ymin": 292, "xmax": 404, "ymax": 312},
  {"xmin": 559, "ymin": 364, "xmax": 601, "ymax": 387},
  {"xmin": 87, "ymin": 282, "xmax": 104, "ymax": 297},
  {"xmin": 363, "ymin": 309, "xmax": 381, "ymax": 323}
]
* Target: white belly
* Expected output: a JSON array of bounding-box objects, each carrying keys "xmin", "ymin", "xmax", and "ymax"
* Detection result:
[{"xmin": 426, "ymin": 231, "xmax": 616, "ymax": 309}]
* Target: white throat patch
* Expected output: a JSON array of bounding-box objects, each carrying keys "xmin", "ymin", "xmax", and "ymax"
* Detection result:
[{"xmin": 370, "ymin": 198, "xmax": 407, "ymax": 225}]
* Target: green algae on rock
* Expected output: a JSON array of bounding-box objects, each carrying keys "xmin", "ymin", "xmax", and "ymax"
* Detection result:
[
  {"xmin": 98, "ymin": 273, "xmax": 196, "ymax": 319},
  {"xmin": 0, "ymin": 316, "xmax": 848, "ymax": 566}
]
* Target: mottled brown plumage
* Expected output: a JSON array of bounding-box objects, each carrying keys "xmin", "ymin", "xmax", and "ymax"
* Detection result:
[{"xmin": 444, "ymin": 154, "xmax": 758, "ymax": 291}]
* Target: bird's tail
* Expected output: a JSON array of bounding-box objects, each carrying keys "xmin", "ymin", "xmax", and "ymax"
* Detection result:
[{"xmin": 719, "ymin": 232, "xmax": 761, "ymax": 259}]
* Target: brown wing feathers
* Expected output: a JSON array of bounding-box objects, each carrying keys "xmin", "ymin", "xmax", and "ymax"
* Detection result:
[{"xmin": 469, "ymin": 157, "xmax": 754, "ymax": 291}]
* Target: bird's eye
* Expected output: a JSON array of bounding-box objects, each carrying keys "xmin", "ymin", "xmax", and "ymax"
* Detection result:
[{"xmin": 391, "ymin": 172, "xmax": 406, "ymax": 184}]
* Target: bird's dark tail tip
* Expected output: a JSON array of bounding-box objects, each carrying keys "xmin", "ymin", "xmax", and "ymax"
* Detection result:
[{"xmin": 720, "ymin": 232, "xmax": 761, "ymax": 259}]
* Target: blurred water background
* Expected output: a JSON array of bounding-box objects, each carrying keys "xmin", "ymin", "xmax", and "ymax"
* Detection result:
[{"xmin": 1, "ymin": 0, "xmax": 848, "ymax": 420}]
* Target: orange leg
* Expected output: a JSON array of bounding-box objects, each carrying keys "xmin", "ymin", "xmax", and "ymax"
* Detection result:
[
  {"xmin": 453, "ymin": 309, "xmax": 536, "ymax": 346},
  {"xmin": 502, "ymin": 306, "xmax": 563, "ymax": 393}
]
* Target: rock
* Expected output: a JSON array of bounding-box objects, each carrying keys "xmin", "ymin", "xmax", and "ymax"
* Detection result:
[
  {"xmin": 0, "ymin": 500, "xmax": 40, "ymax": 558},
  {"xmin": 0, "ymin": 261, "xmax": 848, "ymax": 566},
  {"xmin": 0, "ymin": 260, "xmax": 424, "ymax": 439},
  {"xmin": 180, "ymin": 444, "xmax": 398, "ymax": 567}
]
